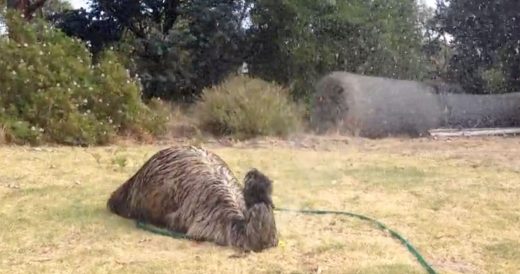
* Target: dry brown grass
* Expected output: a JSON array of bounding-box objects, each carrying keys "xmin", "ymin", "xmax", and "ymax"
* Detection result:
[{"xmin": 1, "ymin": 137, "xmax": 519, "ymax": 273}]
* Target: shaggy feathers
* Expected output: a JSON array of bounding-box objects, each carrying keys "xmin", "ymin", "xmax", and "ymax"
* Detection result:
[
  {"xmin": 107, "ymin": 145, "xmax": 278, "ymax": 252},
  {"xmin": 243, "ymin": 169, "xmax": 274, "ymax": 209}
]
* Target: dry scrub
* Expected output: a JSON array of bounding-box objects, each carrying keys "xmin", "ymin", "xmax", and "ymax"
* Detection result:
[{"xmin": 194, "ymin": 76, "xmax": 304, "ymax": 140}]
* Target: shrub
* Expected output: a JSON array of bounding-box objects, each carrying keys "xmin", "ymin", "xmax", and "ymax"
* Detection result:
[
  {"xmin": 194, "ymin": 75, "xmax": 304, "ymax": 139},
  {"xmin": 0, "ymin": 12, "xmax": 166, "ymax": 145},
  {"xmin": 2, "ymin": 120, "xmax": 43, "ymax": 145},
  {"xmin": 481, "ymin": 68, "xmax": 508, "ymax": 94}
]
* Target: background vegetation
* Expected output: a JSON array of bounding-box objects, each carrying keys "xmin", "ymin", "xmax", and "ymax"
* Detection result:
[
  {"xmin": 0, "ymin": 11, "xmax": 167, "ymax": 145},
  {"xmin": 1, "ymin": 0, "xmax": 519, "ymax": 144},
  {"xmin": 430, "ymin": 0, "xmax": 520, "ymax": 94},
  {"xmin": 194, "ymin": 75, "xmax": 304, "ymax": 140}
]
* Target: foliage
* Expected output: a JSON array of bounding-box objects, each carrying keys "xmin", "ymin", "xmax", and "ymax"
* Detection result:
[
  {"xmin": 245, "ymin": 0, "xmax": 429, "ymax": 102},
  {"xmin": 49, "ymin": 9, "xmax": 123, "ymax": 55},
  {"xmin": 5, "ymin": 0, "xmax": 48, "ymax": 20},
  {"xmin": 194, "ymin": 75, "xmax": 303, "ymax": 140},
  {"xmin": 48, "ymin": 0, "xmax": 432, "ymax": 103},
  {"xmin": 40, "ymin": 0, "xmax": 72, "ymax": 17},
  {"xmin": 0, "ymin": 12, "xmax": 166, "ymax": 145},
  {"xmin": 49, "ymin": 0, "xmax": 248, "ymax": 102},
  {"xmin": 431, "ymin": 0, "xmax": 520, "ymax": 94}
]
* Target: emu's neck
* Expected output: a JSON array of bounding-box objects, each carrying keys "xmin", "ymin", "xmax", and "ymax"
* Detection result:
[{"xmin": 229, "ymin": 203, "xmax": 278, "ymax": 252}]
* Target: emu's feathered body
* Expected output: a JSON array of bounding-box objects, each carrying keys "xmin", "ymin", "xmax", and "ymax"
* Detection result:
[{"xmin": 107, "ymin": 146, "xmax": 278, "ymax": 252}]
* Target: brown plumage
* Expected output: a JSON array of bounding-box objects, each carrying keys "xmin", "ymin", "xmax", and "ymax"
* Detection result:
[{"xmin": 107, "ymin": 145, "xmax": 278, "ymax": 252}]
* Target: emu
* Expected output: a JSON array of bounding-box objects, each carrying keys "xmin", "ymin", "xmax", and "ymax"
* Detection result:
[{"xmin": 107, "ymin": 145, "xmax": 278, "ymax": 252}]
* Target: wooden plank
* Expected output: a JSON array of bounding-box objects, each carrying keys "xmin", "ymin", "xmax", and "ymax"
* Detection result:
[{"xmin": 429, "ymin": 127, "xmax": 520, "ymax": 137}]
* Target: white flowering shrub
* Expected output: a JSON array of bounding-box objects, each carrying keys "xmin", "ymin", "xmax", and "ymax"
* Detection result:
[{"xmin": 0, "ymin": 12, "xmax": 167, "ymax": 145}]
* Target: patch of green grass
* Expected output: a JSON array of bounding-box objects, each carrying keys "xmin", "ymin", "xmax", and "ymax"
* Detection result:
[
  {"xmin": 112, "ymin": 155, "xmax": 128, "ymax": 169},
  {"xmin": 426, "ymin": 197, "xmax": 451, "ymax": 211},
  {"xmin": 485, "ymin": 240, "xmax": 520, "ymax": 261},
  {"xmin": 48, "ymin": 202, "xmax": 106, "ymax": 224},
  {"xmin": 313, "ymin": 240, "xmax": 345, "ymax": 254},
  {"xmin": 346, "ymin": 264, "xmax": 422, "ymax": 274},
  {"xmin": 344, "ymin": 165, "xmax": 430, "ymax": 187},
  {"xmin": 3, "ymin": 185, "xmax": 70, "ymax": 198}
]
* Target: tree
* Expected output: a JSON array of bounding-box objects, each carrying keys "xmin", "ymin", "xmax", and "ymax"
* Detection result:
[
  {"xmin": 6, "ymin": 0, "xmax": 48, "ymax": 20},
  {"xmin": 245, "ymin": 0, "xmax": 429, "ymax": 102},
  {"xmin": 41, "ymin": 0, "xmax": 72, "ymax": 17},
  {"xmin": 49, "ymin": 8, "xmax": 123, "ymax": 55},
  {"xmin": 2, "ymin": 0, "xmax": 71, "ymax": 39},
  {"xmin": 432, "ymin": 0, "xmax": 520, "ymax": 94},
  {"xmin": 50, "ymin": 0, "xmax": 249, "ymax": 102},
  {"xmin": 361, "ymin": 0, "xmax": 429, "ymax": 79}
]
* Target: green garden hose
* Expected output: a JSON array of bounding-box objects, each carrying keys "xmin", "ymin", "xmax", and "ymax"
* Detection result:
[{"xmin": 136, "ymin": 207, "xmax": 437, "ymax": 274}]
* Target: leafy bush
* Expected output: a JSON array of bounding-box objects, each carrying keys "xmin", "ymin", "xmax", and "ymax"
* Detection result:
[
  {"xmin": 194, "ymin": 75, "xmax": 304, "ymax": 139},
  {"xmin": 0, "ymin": 12, "xmax": 166, "ymax": 145},
  {"xmin": 481, "ymin": 68, "xmax": 508, "ymax": 94},
  {"xmin": 2, "ymin": 120, "xmax": 43, "ymax": 145}
]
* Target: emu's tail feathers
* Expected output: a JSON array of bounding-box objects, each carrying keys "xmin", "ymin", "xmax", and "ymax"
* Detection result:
[{"xmin": 107, "ymin": 179, "xmax": 134, "ymax": 218}]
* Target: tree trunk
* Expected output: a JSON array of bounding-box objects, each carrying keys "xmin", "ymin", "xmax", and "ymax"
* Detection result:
[{"xmin": 6, "ymin": 0, "xmax": 48, "ymax": 20}]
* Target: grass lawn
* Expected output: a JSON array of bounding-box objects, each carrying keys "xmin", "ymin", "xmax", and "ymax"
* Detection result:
[{"xmin": 1, "ymin": 137, "xmax": 519, "ymax": 274}]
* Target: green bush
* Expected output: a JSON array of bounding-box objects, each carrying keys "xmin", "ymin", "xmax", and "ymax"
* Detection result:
[
  {"xmin": 194, "ymin": 75, "xmax": 304, "ymax": 139},
  {"xmin": 481, "ymin": 67, "xmax": 508, "ymax": 94},
  {"xmin": 0, "ymin": 12, "xmax": 166, "ymax": 145},
  {"xmin": 2, "ymin": 120, "xmax": 42, "ymax": 145}
]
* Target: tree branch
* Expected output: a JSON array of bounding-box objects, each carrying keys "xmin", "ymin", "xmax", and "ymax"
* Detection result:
[
  {"xmin": 162, "ymin": 0, "xmax": 179, "ymax": 34},
  {"xmin": 26, "ymin": 0, "xmax": 48, "ymax": 18},
  {"xmin": 6, "ymin": 0, "xmax": 48, "ymax": 20},
  {"xmin": 99, "ymin": 1, "xmax": 147, "ymax": 39}
]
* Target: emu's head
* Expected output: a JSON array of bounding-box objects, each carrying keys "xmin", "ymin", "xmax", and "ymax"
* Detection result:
[
  {"xmin": 243, "ymin": 168, "xmax": 274, "ymax": 209},
  {"xmin": 239, "ymin": 168, "xmax": 278, "ymax": 252}
]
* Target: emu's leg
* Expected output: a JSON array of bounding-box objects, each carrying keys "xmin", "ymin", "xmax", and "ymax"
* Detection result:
[{"xmin": 164, "ymin": 210, "xmax": 188, "ymax": 233}]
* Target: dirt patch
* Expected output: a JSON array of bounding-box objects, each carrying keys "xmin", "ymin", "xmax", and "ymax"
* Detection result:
[{"xmin": 433, "ymin": 257, "xmax": 480, "ymax": 274}]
